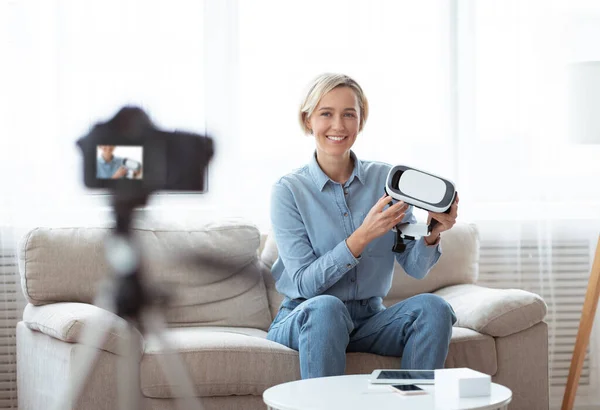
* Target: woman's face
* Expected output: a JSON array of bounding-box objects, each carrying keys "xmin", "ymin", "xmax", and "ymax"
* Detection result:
[
  {"xmin": 99, "ymin": 146, "xmax": 115, "ymax": 157},
  {"xmin": 306, "ymin": 86, "xmax": 360, "ymax": 159}
]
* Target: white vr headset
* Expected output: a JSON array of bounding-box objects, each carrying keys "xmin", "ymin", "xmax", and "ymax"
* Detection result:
[
  {"xmin": 121, "ymin": 158, "xmax": 142, "ymax": 179},
  {"xmin": 384, "ymin": 165, "xmax": 457, "ymax": 251}
]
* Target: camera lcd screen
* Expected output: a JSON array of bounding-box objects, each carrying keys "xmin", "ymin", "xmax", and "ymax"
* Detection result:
[
  {"xmin": 377, "ymin": 370, "xmax": 434, "ymax": 380},
  {"xmin": 96, "ymin": 145, "xmax": 143, "ymax": 180}
]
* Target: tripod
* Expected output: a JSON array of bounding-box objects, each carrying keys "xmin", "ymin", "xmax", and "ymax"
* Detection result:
[{"xmin": 52, "ymin": 190, "xmax": 204, "ymax": 410}]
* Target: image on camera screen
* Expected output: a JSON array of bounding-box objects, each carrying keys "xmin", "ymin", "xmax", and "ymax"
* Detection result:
[{"xmin": 96, "ymin": 145, "xmax": 144, "ymax": 180}]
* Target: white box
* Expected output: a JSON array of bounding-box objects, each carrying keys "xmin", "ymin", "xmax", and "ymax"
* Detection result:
[{"xmin": 434, "ymin": 368, "xmax": 491, "ymax": 398}]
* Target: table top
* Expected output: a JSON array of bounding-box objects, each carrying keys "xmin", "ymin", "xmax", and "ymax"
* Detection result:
[{"xmin": 263, "ymin": 374, "xmax": 512, "ymax": 410}]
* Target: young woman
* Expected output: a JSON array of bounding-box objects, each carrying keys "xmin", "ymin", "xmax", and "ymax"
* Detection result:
[
  {"xmin": 267, "ymin": 73, "xmax": 459, "ymax": 379},
  {"xmin": 97, "ymin": 145, "xmax": 127, "ymax": 179},
  {"xmin": 97, "ymin": 145, "xmax": 141, "ymax": 179}
]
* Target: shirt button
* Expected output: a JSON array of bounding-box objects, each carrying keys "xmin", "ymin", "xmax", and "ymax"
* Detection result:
[
  {"xmin": 343, "ymin": 212, "xmax": 348, "ymax": 217},
  {"xmin": 350, "ymin": 277, "xmax": 356, "ymax": 282},
  {"xmin": 346, "ymin": 264, "xmax": 352, "ymax": 268},
  {"xmin": 344, "ymin": 189, "xmax": 348, "ymax": 195}
]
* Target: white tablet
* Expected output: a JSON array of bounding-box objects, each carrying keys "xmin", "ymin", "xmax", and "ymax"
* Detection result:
[{"xmin": 369, "ymin": 369, "xmax": 435, "ymax": 385}]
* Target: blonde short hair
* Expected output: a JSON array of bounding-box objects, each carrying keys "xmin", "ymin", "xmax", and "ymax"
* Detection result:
[{"xmin": 299, "ymin": 73, "xmax": 369, "ymax": 135}]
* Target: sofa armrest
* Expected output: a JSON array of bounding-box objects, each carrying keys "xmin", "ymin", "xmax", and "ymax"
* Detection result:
[
  {"xmin": 22, "ymin": 302, "xmax": 144, "ymax": 356},
  {"xmin": 434, "ymin": 284, "xmax": 547, "ymax": 337}
]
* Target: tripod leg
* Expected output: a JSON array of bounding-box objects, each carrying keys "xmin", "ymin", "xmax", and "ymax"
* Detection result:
[
  {"xmin": 117, "ymin": 322, "xmax": 142, "ymax": 410},
  {"xmin": 51, "ymin": 285, "xmax": 118, "ymax": 410},
  {"xmin": 141, "ymin": 309, "xmax": 205, "ymax": 410}
]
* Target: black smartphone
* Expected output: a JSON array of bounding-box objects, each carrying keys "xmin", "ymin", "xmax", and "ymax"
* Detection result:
[{"xmin": 389, "ymin": 384, "xmax": 427, "ymax": 395}]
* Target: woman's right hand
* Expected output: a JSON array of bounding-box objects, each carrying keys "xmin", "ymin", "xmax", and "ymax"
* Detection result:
[
  {"xmin": 346, "ymin": 195, "xmax": 408, "ymax": 257},
  {"xmin": 360, "ymin": 194, "xmax": 408, "ymax": 242},
  {"xmin": 111, "ymin": 166, "xmax": 127, "ymax": 179}
]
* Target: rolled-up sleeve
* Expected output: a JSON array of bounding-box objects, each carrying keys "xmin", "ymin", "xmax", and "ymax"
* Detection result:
[{"xmin": 394, "ymin": 207, "xmax": 442, "ymax": 279}]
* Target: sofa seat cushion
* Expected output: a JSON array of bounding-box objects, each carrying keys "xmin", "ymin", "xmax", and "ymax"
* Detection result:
[
  {"xmin": 140, "ymin": 326, "xmax": 497, "ymax": 398},
  {"xmin": 444, "ymin": 327, "xmax": 497, "ymax": 375},
  {"xmin": 140, "ymin": 326, "xmax": 300, "ymax": 398},
  {"xmin": 345, "ymin": 327, "xmax": 496, "ymax": 376}
]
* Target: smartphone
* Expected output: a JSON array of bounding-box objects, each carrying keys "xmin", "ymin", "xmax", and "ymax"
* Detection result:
[{"xmin": 389, "ymin": 384, "xmax": 427, "ymax": 395}]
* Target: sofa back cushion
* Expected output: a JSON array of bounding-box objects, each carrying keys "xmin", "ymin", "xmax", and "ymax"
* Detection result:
[
  {"xmin": 260, "ymin": 222, "xmax": 480, "ymax": 311},
  {"xmin": 383, "ymin": 223, "xmax": 480, "ymax": 306},
  {"xmin": 18, "ymin": 220, "xmax": 273, "ymax": 331}
]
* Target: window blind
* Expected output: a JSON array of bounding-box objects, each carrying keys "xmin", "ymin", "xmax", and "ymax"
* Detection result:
[
  {"xmin": 0, "ymin": 231, "xmax": 25, "ymax": 409},
  {"xmin": 477, "ymin": 237, "xmax": 594, "ymax": 405}
]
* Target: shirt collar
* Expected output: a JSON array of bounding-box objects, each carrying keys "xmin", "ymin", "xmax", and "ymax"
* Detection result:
[
  {"xmin": 99, "ymin": 155, "xmax": 117, "ymax": 164},
  {"xmin": 308, "ymin": 150, "xmax": 365, "ymax": 191}
]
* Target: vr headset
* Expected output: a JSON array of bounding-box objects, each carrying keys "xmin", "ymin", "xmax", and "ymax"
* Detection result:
[
  {"xmin": 121, "ymin": 158, "xmax": 142, "ymax": 179},
  {"xmin": 384, "ymin": 165, "xmax": 457, "ymax": 252}
]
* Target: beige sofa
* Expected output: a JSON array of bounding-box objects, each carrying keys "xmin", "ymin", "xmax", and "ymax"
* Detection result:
[{"xmin": 16, "ymin": 220, "xmax": 548, "ymax": 410}]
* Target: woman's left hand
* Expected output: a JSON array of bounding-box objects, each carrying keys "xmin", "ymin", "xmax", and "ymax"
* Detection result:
[{"xmin": 424, "ymin": 193, "xmax": 459, "ymax": 245}]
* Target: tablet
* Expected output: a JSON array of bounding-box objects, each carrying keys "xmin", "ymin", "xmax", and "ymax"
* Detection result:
[{"xmin": 369, "ymin": 369, "xmax": 435, "ymax": 385}]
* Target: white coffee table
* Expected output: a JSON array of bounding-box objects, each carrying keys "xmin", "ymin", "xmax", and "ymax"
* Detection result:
[{"xmin": 263, "ymin": 374, "xmax": 512, "ymax": 410}]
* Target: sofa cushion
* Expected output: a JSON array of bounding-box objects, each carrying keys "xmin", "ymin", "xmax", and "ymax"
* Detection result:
[
  {"xmin": 139, "ymin": 325, "xmax": 497, "ymax": 398},
  {"xmin": 140, "ymin": 327, "xmax": 299, "ymax": 398},
  {"xmin": 346, "ymin": 327, "xmax": 496, "ymax": 377},
  {"xmin": 260, "ymin": 233, "xmax": 283, "ymax": 320},
  {"xmin": 435, "ymin": 284, "xmax": 548, "ymax": 337},
  {"xmin": 443, "ymin": 327, "xmax": 497, "ymax": 375},
  {"xmin": 18, "ymin": 220, "xmax": 273, "ymax": 330},
  {"xmin": 22, "ymin": 302, "xmax": 144, "ymax": 357},
  {"xmin": 383, "ymin": 223, "xmax": 480, "ymax": 305}
]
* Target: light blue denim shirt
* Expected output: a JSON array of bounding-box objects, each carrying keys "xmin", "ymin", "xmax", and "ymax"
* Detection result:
[
  {"xmin": 270, "ymin": 151, "xmax": 442, "ymax": 303},
  {"xmin": 97, "ymin": 155, "xmax": 124, "ymax": 179}
]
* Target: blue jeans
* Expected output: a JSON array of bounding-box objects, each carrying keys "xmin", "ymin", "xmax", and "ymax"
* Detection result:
[{"xmin": 266, "ymin": 294, "xmax": 457, "ymax": 379}]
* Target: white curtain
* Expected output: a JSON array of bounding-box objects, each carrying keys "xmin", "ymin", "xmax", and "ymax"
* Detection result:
[{"xmin": 456, "ymin": 0, "xmax": 600, "ymax": 406}]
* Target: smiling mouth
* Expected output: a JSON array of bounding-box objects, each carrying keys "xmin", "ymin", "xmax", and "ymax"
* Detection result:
[{"xmin": 327, "ymin": 136, "xmax": 347, "ymax": 141}]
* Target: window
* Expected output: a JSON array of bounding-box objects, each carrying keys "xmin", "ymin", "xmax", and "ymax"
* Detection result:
[
  {"xmin": 2, "ymin": 0, "xmax": 206, "ymax": 221},
  {"xmin": 456, "ymin": 0, "xmax": 600, "ymax": 220},
  {"xmin": 236, "ymin": 0, "xmax": 454, "ymax": 229}
]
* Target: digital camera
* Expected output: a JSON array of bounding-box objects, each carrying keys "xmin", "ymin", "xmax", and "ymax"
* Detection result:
[{"xmin": 78, "ymin": 106, "xmax": 213, "ymax": 194}]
